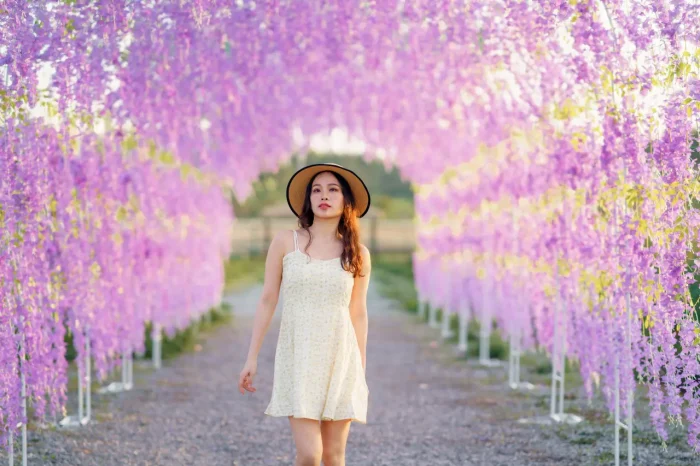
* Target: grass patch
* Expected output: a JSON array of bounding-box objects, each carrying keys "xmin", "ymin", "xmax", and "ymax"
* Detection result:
[
  {"xmin": 595, "ymin": 451, "xmax": 615, "ymax": 463},
  {"xmin": 373, "ymin": 266, "xmax": 419, "ymax": 313},
  {"xmin": 373, "ymin": 252, "xmax": 414, "ymax": 280},
  {"xmin": 224, "ymin": 253, "xmax": 266, "ymax": 292}
]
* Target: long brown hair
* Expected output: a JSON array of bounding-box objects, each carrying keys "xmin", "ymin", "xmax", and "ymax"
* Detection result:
[{"xmin": 298, "ymin": 171, "xmax": 365, "ymax": 278}]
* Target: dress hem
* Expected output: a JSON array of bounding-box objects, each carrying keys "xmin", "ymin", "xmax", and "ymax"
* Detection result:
[{"xmin": 264, "ymin": 409, "xmax": 367, "ymax": 424}]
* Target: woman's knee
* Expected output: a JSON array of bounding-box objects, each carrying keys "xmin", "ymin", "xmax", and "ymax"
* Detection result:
[
  {"xmin": 289, "ymin": 417, "xmax": 323, "ymax": 466},
  {"xmin": 321, "ymin": 448, "xmax": 345, "ymax": 466},
  {"xmin": 295, "ymin": 449, "xmax": 323, "ymax": 466}
]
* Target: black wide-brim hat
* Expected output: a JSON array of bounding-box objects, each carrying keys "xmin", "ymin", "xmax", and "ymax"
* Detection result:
[{"xmin": 286, "ymin": 163, "xmax": 371, "ymax": 218}]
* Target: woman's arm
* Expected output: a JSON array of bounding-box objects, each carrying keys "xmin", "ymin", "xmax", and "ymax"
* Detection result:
[
  {"xmin": 349, "ymin": 245, "xmax": 371, "ymax": 371},
  {"xmin": 244, "ymin": 229, "xmax": 288, "ymax": 364}
]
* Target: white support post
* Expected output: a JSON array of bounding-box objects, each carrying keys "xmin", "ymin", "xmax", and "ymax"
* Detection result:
[
  {"xmin": 507, "ymin": 209, "xmax": 532, "ymax": 389},
  {"xmin": 550, "ymin": 284, "xmax": 563, "ymax": 419},
  {"xmin": 125, "ymin": 348, "xmax": 133, "ymax": 390},
  {"xmin": 614, "ymin": 288, "xmax": 633, "ymax": 466},
  {"xmin": 518, "ymin": 275, "xmax": 582, "ymax": 425},
  {"xmin": 612, "ymin": 163, "xmax": 634, "ymax": 465},
  {"xmin": 549, "ymin": 284, "xmax": 582, "ymax": 425},
  {"xmin": 418, "ymin": 298, "xmax": 427, "ymax": 322},
  {"xmin": 479, "ymin": 271, "xmax": 501, "ymax": 367},
  {"xmin": 508, "ymin": 331, "xmax": 518, "ymax": 387},
  {"xmin": 427, "ymin": 261, "xmax": 439, "ymax": 328},
  {"xmin": 7, "ymin": 252, "xmax": 28, "ymax": 466},
  {"xmin": 59, "ymin": 326, "xmax": 92, "ymax": 427},
  {"xmin": 98, "ymin": 345, "xmax": 134, "ymax": 394},
  {"xmin": 11, "ymin": 333, "xmax": 28, "ymax": 466},
  {"xmin": 441, "ymin": 264, "xmax": 453, "ymax": 339},
  {"xmin": 428, "ymin": 300, "xmax": 439, "ymax": 328},
  {"xmin": 8, "ymin": 431, "xmax": 13, "ymax": 466},
  {"xmin": 457, "ymin": 250, "xmax": 472, "ymax": 355},
  {"xmin": 508, "ymin": 327, "xmax": 535, "ymax": 391},
  {"xmin": 20, "ymin": 369, "xmax": 26, "ymax": 465},
  {"xmin": 457, "ymin": 310, "xmax": 469, "ymax": 353},
  {"xmin": 441, "ymin": 305, "xmax": 452, "ymax": 339},
  {"xmin": 84, "ymin": 327, "xmax": 91, "ymax": 424},
  {"xmin": 479, "ymin": 271, "xmax": 489, "ymax": 361},
  {"xmin": 153, "ymin": 323, "xmax": 162, "ymax": 370}
]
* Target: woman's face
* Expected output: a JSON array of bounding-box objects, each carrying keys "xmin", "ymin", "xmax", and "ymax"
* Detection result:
[{"xmin": 310, "ymin": 171, "xmax": 345, "ymax": 219}]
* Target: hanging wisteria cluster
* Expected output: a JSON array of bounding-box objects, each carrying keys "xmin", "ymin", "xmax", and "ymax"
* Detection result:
[
  {"xmin": 1, "ymin": 0, "xmax": 699, "ymax": 454},
  {"xmin": 412, "ymin": 2, "xmax": 700, "ymax": 452}
]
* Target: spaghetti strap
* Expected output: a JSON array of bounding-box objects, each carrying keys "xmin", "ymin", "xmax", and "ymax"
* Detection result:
[{"xmin": 292, "ymin": 229, "xmax": 299, "ymax": 252}]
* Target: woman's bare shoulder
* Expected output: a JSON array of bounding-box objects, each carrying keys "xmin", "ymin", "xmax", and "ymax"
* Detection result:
[
  {"xmin": 358, "ymin": 243, "xmax": 371, "ymax": 260},
  {"xmin": 270, "ymin": 229, "xmax": 296, "ymax": 254}
]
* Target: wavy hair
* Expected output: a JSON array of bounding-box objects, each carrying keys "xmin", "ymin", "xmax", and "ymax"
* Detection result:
[{"xmin": 298, "ymin": 171, "xmax": 365, "ymax": 278}]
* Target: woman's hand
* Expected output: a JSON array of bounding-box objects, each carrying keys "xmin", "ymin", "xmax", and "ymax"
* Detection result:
[{"xmin": 238, "ymin": 359, "xmax": 258, "ymax": 395}]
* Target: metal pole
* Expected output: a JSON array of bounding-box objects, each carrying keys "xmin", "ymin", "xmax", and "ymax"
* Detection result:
[
  {"xmin": 20, "ymin": 355, "xmax": 27, "ymax": 466},
  {"xmin": 626, "ymin": 288, "xmax": 633, "ymax": 465},
  {"xmin": 614, "ymin": 351, "xmax": 621, "ymax": 465},
  {"xmin": 457, "ymin": 309, "xmax": 469, "ymax": 353},
  {"xmin": 613, "ymin": 162, "xmax": 633, "ymax": 465},
  {"xmin": 428, "ymin": 302, "xmax": 438, "ymax": 328},
  {"xmin": 428, "ymin": 265, "xmax": 439, "ymax": 329},
  {"xmin": 84, "ymin": 327, "xmax": 91, "ymax": 424},
  {"xmin": 127, "ymin": 350, "xmax": 133, "ymax": 389},
  {"xmin": 153, "ymin": 323, "xmax": 162, "ymax": 369},
  {"xmin": 507, "ymin": 209, "xmax": 532, "ymax": 388},
  {"xmin": 122, "ymin": 349, "xmax": 128, "ymax": 387},
  {"xmin": 509, "ymin": 332, "xmax": 517, "ymax": 387},
  {"xmin": 515, "ymin": 332, "xmax": 522, "ymax": 386},
  {"xmin": 78, "ymin": 362, "xmax": 84, "ymax": 421},
  {"xmin": 441, "ymin": 261, "xmax": 453, "ymax": 339},
  {"xmin": 508, "ymin": 328, "xmax": 534, "ymax": 390},
  {"xmin": 614, "ymin": 287, "xmax": 633, "ymax": 465},
  {"xmin": 478, "ymin": 275, "xmax": 501, "ymax": 367},
  {"xmin": 558, "ymin": 296, "xmax": 566, "ymax": 418},
  {"xmin": 550, "ymin": 278, "xmax": 560, "ymax": 419},
  {"xmin": 479, "ymin": 266, "xmax": 489, "ymax": 363}
]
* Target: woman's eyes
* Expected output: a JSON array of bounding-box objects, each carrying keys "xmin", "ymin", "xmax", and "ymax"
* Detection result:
[{"xmin": 313, "ymin": 187, "xmax": 339, "ymax": 192}]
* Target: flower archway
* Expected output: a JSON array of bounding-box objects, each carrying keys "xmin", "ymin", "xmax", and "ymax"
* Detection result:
[{"xmin": 2, "ymin": 0, "xmax": 700, "ymax": 454}]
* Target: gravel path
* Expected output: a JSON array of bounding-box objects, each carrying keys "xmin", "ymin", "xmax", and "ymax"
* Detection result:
[{"xmin": 3, "ymin": 281, "xmax": 697, "ymax": 465}]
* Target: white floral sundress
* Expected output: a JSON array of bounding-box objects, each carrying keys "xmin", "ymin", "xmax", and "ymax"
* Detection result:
[{"xmin": 264, "ymin": 230, "xmax": 369, "ymax": 423}]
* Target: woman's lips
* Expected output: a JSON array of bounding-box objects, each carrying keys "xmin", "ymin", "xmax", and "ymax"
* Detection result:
[{"xmin": 319, "ymin": 203, "xmax": 331, "ymax": 210}]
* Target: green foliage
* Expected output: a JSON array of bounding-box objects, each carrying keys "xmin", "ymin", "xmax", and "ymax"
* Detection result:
[
  {"xmin": 690, "ymin": 129, "xmax": 699, "ymax": 167},
  {"xmin": 373, "ymin": 252, "xmax": 414, "ymax": 278},
  {"xmin": 64, "ymin": 328, "xmax": 77, "ymax": 362},
  {"xmin": 224, "ymin": 253, "xmax": 267, "ymax": 291},
  {"xmin": 372, "ymin": 252, "xmax": 418, "ymax": 311}
]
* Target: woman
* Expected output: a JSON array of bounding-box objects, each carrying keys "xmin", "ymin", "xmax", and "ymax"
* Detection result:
[{"xmin": 238, "ymin": 162, "xmax": 372, "ymax": 466}]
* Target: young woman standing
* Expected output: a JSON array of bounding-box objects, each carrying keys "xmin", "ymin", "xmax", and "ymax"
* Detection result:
[{"xmin": 238, "ymin": 163, "xmax": 372, "ymax": 466}]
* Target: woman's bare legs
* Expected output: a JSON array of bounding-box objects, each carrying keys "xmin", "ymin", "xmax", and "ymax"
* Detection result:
[
  {"xmin": 289, "ymin": 417, "xmax": 323, "ymax": 466},
  {"xmin": 320, "ymin": 419, "xmax": 352, "ymax": 466}
]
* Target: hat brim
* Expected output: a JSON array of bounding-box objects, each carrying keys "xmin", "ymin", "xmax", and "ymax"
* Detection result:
[{"xmin": 286, "ymin": 163, "xmax": 371, "ymax": 218}]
